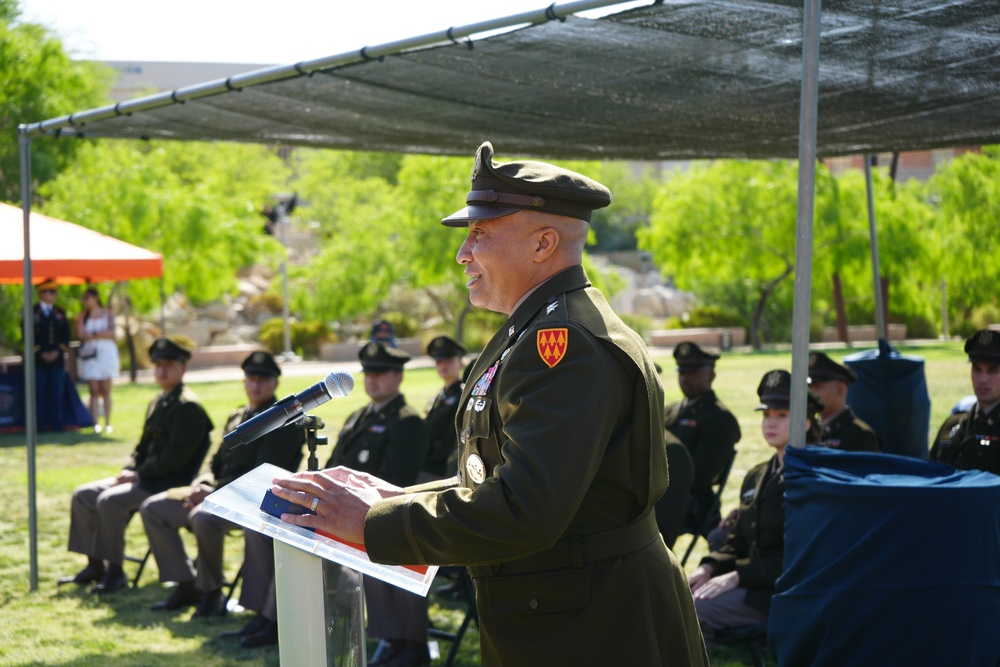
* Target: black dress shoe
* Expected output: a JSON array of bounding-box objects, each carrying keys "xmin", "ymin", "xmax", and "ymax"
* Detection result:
[
  {"xmin": 57, "ymin": 563, "xmax": 106, "ymax": 586},
  {"xmin": 191, "ymin": 589, "xmax": 224, "ymax": 618},
  {"xmin": 218, "ymin": 615, "xmax": 268, "ymax": 640},
  {"xmin": 90, "ymin": 570, "xmax": 128, "ymax": 595},
  {"xmin": 150, "ymin": 581, "xmax": 201, "ymax": 611},
  {"xmin": 239, "ymin": 620, "xmax": 278, "ymax": 648}
]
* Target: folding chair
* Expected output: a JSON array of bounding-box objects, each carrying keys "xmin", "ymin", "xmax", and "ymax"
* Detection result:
[
  {"xmin": 681, "ymin": 448, "xmax": 737, "ymax": 566},
  {"xmin": 428, "ymin": 570, "xmax": 478, "ymax": 667},
  {"xmin": 125, "ymin": 547, "xmax": 152, "ymax": 588},
  {"xmin": 655, "ymin": 441, "xmax": 695, "ymax": 550}
]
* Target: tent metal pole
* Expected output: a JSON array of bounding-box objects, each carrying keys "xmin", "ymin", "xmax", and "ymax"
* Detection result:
[
  {"xmin": 789, "ymin": 0, "xmax": 823, "ymax": 449},
  {"xmin": 18, "ymin": 128, "xmax": 39, "ymax": 592},
  {"xmin": 160, "ymin": 275, "xmax": 166, "ymax": 333},
  {"xmin": 863, "ymin": 154, "xmax": 887, "ymax": 340}
]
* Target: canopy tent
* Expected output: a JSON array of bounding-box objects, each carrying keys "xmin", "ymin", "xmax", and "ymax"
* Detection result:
[
  {"xmin": 22, "ymin": 0, "xmax": 1000, "ymax": 158},
  {"xmin": 14, "ymin": 0, "xmax": 999, "ymax": 594},
  {"xmin": 0, "ymin": 203, "xmax": 163, "ymax": 284}
]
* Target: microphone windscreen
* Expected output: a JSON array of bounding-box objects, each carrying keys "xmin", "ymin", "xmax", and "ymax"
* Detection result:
[{"xmin": 325, "ymin": 370, "xmax": 355, "ymax": 398}]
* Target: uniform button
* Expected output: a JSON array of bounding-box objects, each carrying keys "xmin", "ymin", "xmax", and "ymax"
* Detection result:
[{"xmin": 529, "ymin": 598, "xmax": 539, "ymax": 610}]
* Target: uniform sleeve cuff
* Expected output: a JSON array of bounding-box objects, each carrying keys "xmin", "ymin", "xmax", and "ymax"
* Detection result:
[{"xmin": 365, "ymin": 495, "xmax": 423, "ymax": 565}]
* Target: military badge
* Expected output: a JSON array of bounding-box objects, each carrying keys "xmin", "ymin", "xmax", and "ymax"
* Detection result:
[
  {"xmin": 474, "ymin": 399, "xmax": 487, "ymax": 412},
  {"xmin": 471, "ymin": 362, "xmax": 498, "ymax": 396},
  {"xmin": 466, "ymin": 453, "xmax": 487, "ymax": 485},
  {"xmin": 765, "ymin": 370, "xmax": 782, "ymax": 387},
  {"xmin": 537, "ymin": 328, "xmax": 568, "ymax": 368},
  {"xmin": 358, "ymin": 449, "xmax": 370, "ymax": 464},
  {"xmin": 546, "ymin": 301, "xmax": 559, "ymax": 315},
  {"xmin": 677, "ymin": 342, "xmax": 691, "ymax": 358}
]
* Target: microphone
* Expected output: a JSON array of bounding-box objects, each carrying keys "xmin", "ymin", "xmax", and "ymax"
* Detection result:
[{"xmin": 224, "ymin": 371, "xmax": 354, "ymax": 448}]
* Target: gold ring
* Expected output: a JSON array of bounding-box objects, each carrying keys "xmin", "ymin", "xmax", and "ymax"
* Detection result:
[{"xmin": 310, "ymin": 496, "xmax": 320, "ymax": 512}]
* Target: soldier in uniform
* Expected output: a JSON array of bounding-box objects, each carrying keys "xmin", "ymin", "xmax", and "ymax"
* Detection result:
[
  {"xmin": 270, "ymin": 142, "xmax": 709, "ymax": 666},
  {"xmin": 420, "ymin": 335, "xmax": 467, "ymax": 482},
  {"xmin": 327, "ymin": 341, "xmax": 430, "ymax": 667},
  {"xmin": 58, "ymin": 337, "xmax": 213, "ymax": 595},
  {"xmin": 807, "ymin": 351, "xmax": 881, "ymax": 452},
  {"xmin": 930, "ymin": 330, "xmax": 1000, "ymax": 475},
  {"xmin": 688, "ymin": 370, "xmax": 823, "ymax": 655},
  {"xmin": 29, "ymin": 278, "xmax": 71, "ymax": 431},
  {"xmin": 141, "ymin": 351, "xmax": 304, "ymax": 649},
  {"xmin": 663, "ymin": 341, "xmax": 741, "ymax": 538}
]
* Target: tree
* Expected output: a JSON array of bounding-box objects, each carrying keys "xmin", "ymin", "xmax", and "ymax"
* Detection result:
[
  {"xmin": 38, "ymin": 140, "xmax": 293, "ymax": 313},
  {"xmin": 0, "ymin": 3, "xmax": 112, "ymax": 204}
]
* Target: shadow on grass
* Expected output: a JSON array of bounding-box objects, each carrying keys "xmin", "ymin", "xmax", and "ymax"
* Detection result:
[{"xmin": 0, "ymin": 429, "xmax": 110, "ymax": 449}]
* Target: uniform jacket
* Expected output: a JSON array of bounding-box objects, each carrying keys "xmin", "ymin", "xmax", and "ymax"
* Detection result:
[
  {"xmin": 701, "ymin": 454, "xmax": 785, "ymax": 614},
  {"xmin": 422, "ymin": 380, "xmax": 462, "ymax": 478},
  {"xmin": 32, "ymin": 303, "xmax": 71, "ymax": 368},
  {"xmin": 930, "ymin": 402, "xmax": 1000, "ymax": 475},
  {"xmin": 326, "ymin": 394, "xmax": 429, "ymax": 487},
  {"xmin": 665, "ymin": 390, "xmax": 741, "ymax": 528},
  {"xmin": 818, "ymin": 406, "xmax": 880, "ymax": 452},
  {"xmin": 365, "ymin": 265, "xmax": 708, "ymax": 667},
  {"xmin": 210, "ymin": 397, "xmax": 306, "ymax": 488},
  {"xmin": 128, "ymin": 383, "xmax": 214, "ymax": 494}
]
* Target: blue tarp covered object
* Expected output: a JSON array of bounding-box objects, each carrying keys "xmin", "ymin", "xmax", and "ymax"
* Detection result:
[
  {"xmin": 844, "ymin": 339, "xmax": 931, "ymax": 459},
  {"xmin": 770, "ymin": 447, "xmax": 1000, "ymax": 666}
]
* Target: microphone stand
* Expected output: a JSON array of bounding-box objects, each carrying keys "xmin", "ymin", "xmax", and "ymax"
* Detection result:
[{"xmin": 302, "ymin": 414, "xmax": 328, "ymax": 472}]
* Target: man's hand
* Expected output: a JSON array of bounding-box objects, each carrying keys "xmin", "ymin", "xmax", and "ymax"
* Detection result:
[
  {"xmin": 691, "ymin": 569, "xmax": 740, "ymax": 600},
  {"xmin": 182, "ymin": 484, "xmax": 212, "ymax": 509},
  {"xmin": 688, "ymin": 563, "xmax": 714, "ymax": 592},
  {"xmin": 115, "ymin": 470, "xmax": 138, "ymax": 485},
  {"xmin": 269, "ymin": 467, "xmax": 404, "ymax": 546}
]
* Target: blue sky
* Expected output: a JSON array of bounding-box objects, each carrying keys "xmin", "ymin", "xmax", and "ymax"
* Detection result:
[{"xmin": 18, "ymin": 0, "xmax": 642, "ymax": 65}]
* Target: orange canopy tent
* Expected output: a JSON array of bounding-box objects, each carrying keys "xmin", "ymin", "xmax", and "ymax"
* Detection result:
[{"xmin": 0, "ymin": 202, "xmax": 162, "ymax": 284}]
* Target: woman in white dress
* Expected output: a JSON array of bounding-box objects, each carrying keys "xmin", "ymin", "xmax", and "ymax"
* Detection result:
[{"xmin": 76, "ymin": 287, "xmax": 119, "ymax": 433}]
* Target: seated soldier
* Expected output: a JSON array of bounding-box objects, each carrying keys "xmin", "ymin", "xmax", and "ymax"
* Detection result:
[
  {"xmin": 688, "ymin": 370, "xmax": 823, "ymax": 656},
  {"xmin": 141, "ymin": 351, "xmax": 305, "ymax": 649},
  {"xmin": 58, "ymin": 337, "xmax": 213, "ymax": 595},
  {"xmin": 807, "ymin": 351, "xmax": 880, "ymax": 452},
  {"xmin": 664, "ymin": 342, "xmax": 741, "ymax": 536},
  {"xmin": 930, "ymin": 330, "xmax": 1000, "ymax": 474}
]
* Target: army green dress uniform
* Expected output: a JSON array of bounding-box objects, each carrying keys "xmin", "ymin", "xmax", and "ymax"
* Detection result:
[
  {"xmin": 328, "ymin": 342, "xmax": 432, "ymax": 652},
  {"xmin": 367, "ymin": 267, "xmax": 707, "ymax": 665},
  {"xmin": 29, "ymin": 279, "xmax": 72, "ymax": 430},
  {"xmin": 67, "ymin": 338, "xmax": 213, "ymax": 582},
  {"xmin": 664, "ymin": 342, "xmax": 742, "ymax": 534},
  {"xmin": 422, "ymin": 335, "xmax": 468, "ymax": 480},
  {"xmin": 141, "ymin": 351, "xmax": 305, "ymax": 619},
  {"xmin": 930, "ymin": 330, "xmax": 1000, "ymax": 475}
]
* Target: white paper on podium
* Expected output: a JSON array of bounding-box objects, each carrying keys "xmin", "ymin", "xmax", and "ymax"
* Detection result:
[{"xmin": 202, "ymin": 462, "xmax": 437, "ymax": 597}]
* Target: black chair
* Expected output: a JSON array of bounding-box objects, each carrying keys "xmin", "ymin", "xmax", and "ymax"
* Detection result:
[
  {"xmin": 714, "ymin": 623, "xmax": 769, "ymax": 667},
  {"xmin": 655, "ymin": 441, "xmax": 695, "ymax": 550},
  {"xmin": 428, "ymin": 570, "xmax": 478, "ymax": 667},
  {"xmin": 681, "ymin": 448, "xmax": 737, "ymax": 566},
  {"xmin": 125, "ymin": 547, "xmax": 152, "ymax": 588}
]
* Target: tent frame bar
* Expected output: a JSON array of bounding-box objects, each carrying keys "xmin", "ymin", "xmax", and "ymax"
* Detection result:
[
  {"xmin": 789, "ymin": 0, "xmax": 823, "ymax": 448},
  {"xmin": 864, "ymin": 154, "xmax": 888, "ymax": 340},
  {"xmin": 20, "ymin": 0, "xmax": 635, "ymax": 140},
  {"xmin": 19, "ymin": 133, "xmax": 39, "ymax": 591}
]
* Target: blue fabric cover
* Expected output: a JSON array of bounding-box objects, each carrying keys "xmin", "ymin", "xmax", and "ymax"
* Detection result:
[
  {"xmin": 770, "ymin": 447, "xmax": 1000, "ymax": 666},
  {"xmin": 843, "ymin": 339, "xmax": 930, "ymax": 458}
]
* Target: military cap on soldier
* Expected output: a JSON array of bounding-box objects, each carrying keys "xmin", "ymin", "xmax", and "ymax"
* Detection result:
[
  {"xmin": 426, "ymin": 335, "xmax": 468, "ymax": 361},
  {"xmin": 241, "ymin": 350, "xmax": 281, "ymax": 377},
  {"xmin": 807, "ymin": 351, "xmax": 858, "ymax": 384},
  {"xmin": 755, "ymin": 369, "xmax": 824, "ymax": 415},
  {"xmin": 36, "ymin": 278, "xmax": 59, "ymax": 292},
  {"xmin": 359, "ymin": 341, "xmax": 410, "ymax": 372},
  {"xmin": 673, "ymin": 341, "xmax": 719, "ymax": 370},
  {"xmin": 442, "ymin": 141, "xmax": 612, "ymax": 226},
  {"xmin": 149, "ymin": 336, "xmax": 192, "ymax": 362},
  {"xmin": 965, "ymin": 329, "xmax": 1000, "ymax": 364}
]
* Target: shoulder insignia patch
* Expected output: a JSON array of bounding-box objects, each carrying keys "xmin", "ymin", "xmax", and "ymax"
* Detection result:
[{"xmin": 537, "ymin": 328, "xmax": 568, "ymax": 368}]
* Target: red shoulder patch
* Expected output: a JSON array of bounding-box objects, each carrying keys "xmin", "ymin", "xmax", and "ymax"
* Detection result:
[{"xmin": 537, "ymin": 328, "xmax": 568, "ymax": 368}]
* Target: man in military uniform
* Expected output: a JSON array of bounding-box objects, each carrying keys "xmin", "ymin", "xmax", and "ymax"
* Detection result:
[
  {"xmin": 29, "ymin": 279, "xmax": 71, "ymax": 431},
  {"xmin": 141, "ymin": 351, "xmax": 304, "ymax": 648},
  {"xmin": 664, "ymin": 341, "xmax": 741, "ymax": 538},
  {"xmin": 420, "ymin": 335, "xmax": 467, "ymax": 482},
  {"xmin": 930, "ymin": 330, "xmax": 1000, "ymax": 475},
  {"xmin": 58, "ymin": 337, "xmax": 213, "ymax": 594},
  {"xmin": 327, "ymin": 341, "xmax": 430, "ymax": 667},
  {"xmin": 270, "ymin": 142, "xmax": 708, "ymax": 666},
  {"xmin": 807, "ymin": 351, "xmax": 881, "ymax": 452}
]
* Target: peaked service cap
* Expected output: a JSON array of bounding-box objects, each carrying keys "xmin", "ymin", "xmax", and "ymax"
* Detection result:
[
  {"xmin": 673, "ymin": 341, "xmax": 720, "ymax": 370},
  {"xmin": 755, "ymin": 369, "xmax": 824, "ymax": 415},
  {"xmin": 359, "ymin": 341, "xmax": 410, "ymax": 372},
  {"xmin": 149, "ymin": 336, "xmax": 192, "ymax": 362},
  {"xmin": 807, "ymin": 351, "xmax": 857, "ymax": 384},
  {"xmin": 442, "ymin": 142, "xmax": 611, "ymax": 226},
  {"xmin": 241, "ymin": 350, "xmax": 281, "ymax": 377},
  {"xmin": 426, "ymin": 335, "xmax": 468, "ymax": 361},
  {"xmin": 965, "ymin": 329, "xmax": 1000, "ymax": 364}
]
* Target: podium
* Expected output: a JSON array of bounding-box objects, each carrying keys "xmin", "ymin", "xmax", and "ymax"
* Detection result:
[{"xmin": 203, "ymin": 463, "xmax": 438, "ymax": 666}]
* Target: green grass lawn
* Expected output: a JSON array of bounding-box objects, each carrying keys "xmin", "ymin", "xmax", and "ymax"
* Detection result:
[{"xmin": 0, "ymin": 341, "xmax": 971, "ymax": 666}]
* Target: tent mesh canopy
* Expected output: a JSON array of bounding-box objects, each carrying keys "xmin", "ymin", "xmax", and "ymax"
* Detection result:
[{"xmin": 29, "ymin": 0, "xmax": 1000, "ymax": 160}]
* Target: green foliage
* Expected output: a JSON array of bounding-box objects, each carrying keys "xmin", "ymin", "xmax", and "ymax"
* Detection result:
[
  {"xmin": 38, "ymin": 140, "xmax": 293, "ymax": 315},
  {"xmin": 460, "ymin": 308, "xmax": 506, "ymax": 352},
  {"xmin": 257, "ymin": 317, "xmax": 335, "ymax": 358},
  {"xmin": 1, "ymin": 8, "xmax": 113, "ymax": 203},
  {"xmin": 376, "ymin": 311, "xmax": 419, "ymax": 338},
  {"xmin": 685, "ymin": 305, "xmax": 747, "ymax": 328}
]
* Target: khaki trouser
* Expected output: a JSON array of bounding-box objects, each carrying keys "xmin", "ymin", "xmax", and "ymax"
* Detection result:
[{"xmin": 68, "ymin": 477, "xmax": 151, "ymax": 567}]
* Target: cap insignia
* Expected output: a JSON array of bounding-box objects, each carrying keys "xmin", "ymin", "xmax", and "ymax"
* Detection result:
[
  {"xmin": 677, "ymin": 343, "xmax": 691, "ymax": 357},
  {"xmin": 809, "ymin": 353, "xmax": 817, "ymax": 366},
  {"xmin": 979, "ymin": 331, "xmax": 995, "ymax": 345},
  {"xmin": 766, "ymin": 370, "xmax": 782, "ymax": 388},
  {"xmin": 537, "ymin": 328, "xmax": 568, "ymax": 368}
]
